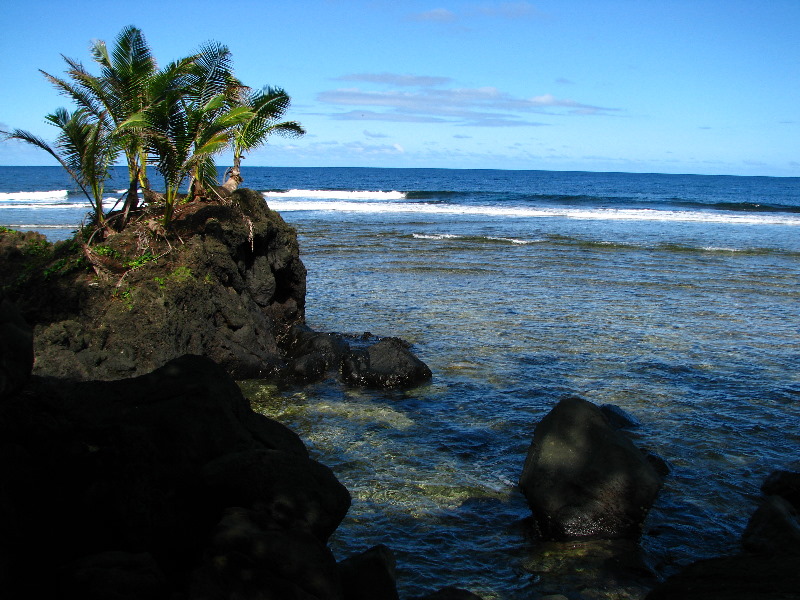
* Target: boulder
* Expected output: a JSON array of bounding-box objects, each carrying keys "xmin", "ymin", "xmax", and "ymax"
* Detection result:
[
  {"xmin": 742, "ymin": 495, "xmax": 800, "ymax": 555},
  {"xmin": 0, "ymin": 290, "xmax": 33, "ymax": 400},
  {"xmin": 201, "ymin": 449, "xmax": 351, "ymax": 542},
  {"xmin": 645, "ymin": 553, "xmax": 800, "ymax": 600},
  {"xmin": 337, "ymin": 544, "xmax": 400, "ymax": 600},
  {"xmin": 761, "ymin": 470, "xmax": 800, "ymax": 510},
  {"xmin": 518, "ymin": 396, "xmax": 663, "ymax": 541},
  {"xmin": 286, "ymin": 325, "xmax": 351, "ymax": 382},
  {"xmin": 189, "ymin": 506, "xmax": 342, "ymax": 600},
  {"xmin": 0, "ymin": 354, "xmax": 350, "ymax": 598},
  {"xmin": 58, "ymin": 552, "xmax": 168, "ymax": 600},
  {"xmin": 342, "ymin": 337, "xmax": 432, "ymax": 389}
]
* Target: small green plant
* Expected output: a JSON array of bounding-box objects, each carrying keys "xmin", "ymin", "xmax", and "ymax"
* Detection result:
[
  {"xmin": 112, "ymin": 286, "xmax": 135, "ymax": 310},
  {"xmin": 153, "ymin": 276, "xmax": 166, "ymax": 289},
  {"xmin": 126, "ymin": 251, "xmax": 158, "ymax": 270},
  {"xmin": 43, "ymin": 256, "xmax": 86, "ymax": 279},
  {"xmin": 169, "ymin": 266, "xmax": 193, "ymax": 283},
  {"xmin": 93, "ymin": 245, "xmax": 120, "ymax": 259}
]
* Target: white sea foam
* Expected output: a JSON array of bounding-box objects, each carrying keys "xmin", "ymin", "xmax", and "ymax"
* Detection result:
[
  {"xmin": 0, "ymin": 202, "xmax": 92, "ymax": 210},
  {"xmin": 265, "ymin": 189, "xmax": 406, "ymax": 201},
  {"xmin": 264, "ymin": 197, "xmax": 800, "ymax": 226},
  {"xmin": 0, "ymin": 190, "xmax": 69, "ymax": 202}
]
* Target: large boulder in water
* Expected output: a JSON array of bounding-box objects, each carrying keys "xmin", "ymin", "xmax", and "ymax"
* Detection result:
[{"xmin": 518, "ymin": 396, "xmax": 664, "ymax": 541}]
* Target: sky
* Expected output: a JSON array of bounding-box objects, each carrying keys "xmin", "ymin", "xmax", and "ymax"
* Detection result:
[{"xmin": 1, "ymin": 0, "xmax": 798, "ymax": 176}]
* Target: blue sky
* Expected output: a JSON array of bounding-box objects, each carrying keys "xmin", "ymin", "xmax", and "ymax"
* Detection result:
[{"xmin": 1, "ymin": 0, "xmax": 798, "ymax": 176}]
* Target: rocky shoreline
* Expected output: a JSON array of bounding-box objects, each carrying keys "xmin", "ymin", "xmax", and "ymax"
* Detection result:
[{"xmin": 1, "ymin": 191, "xmax": 798, "ymax": 598}]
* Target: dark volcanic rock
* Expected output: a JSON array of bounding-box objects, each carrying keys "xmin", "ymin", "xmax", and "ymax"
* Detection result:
[
  {"xmin": 286, "ymin": 324, "xmax": 352, "ymax": 382},
  {"xmin": 519, "ymin": 396, "xmax": 663, "ymax": 541},
  {"xmin": 190, "ymin": 506, "xmax": 343, "ymax": 600},
  {"xmin": 647, "ymin": 469, "xmax": 800, "ymax": 600},
  {"xmin": 645, "ymin": 553, "xmax": 800, "ymax": 600},
  {"xmin": 0, "ymin": 354, "xmax": 351, "ymax": 598},
  {"xmin": 342, "ymin": 337, "xmax": 432, "ymax": 389},
  {"xmin": 742, "ymin": 494, "xmax": 800, "ymax": 555},
  {"xmin": 337, "ymin": 544, "xmax": 400, "ymax": 600},
  {"xmin": 0, "ymin": 290, "xmax": 33, "ymax": 400},
  {"xmin": 4, "ymin": 189, "xmax": 306, "ymax": 381},
  {"xmin": 761, "ymin": 470, "xmax": 800, "ymax": 510}
]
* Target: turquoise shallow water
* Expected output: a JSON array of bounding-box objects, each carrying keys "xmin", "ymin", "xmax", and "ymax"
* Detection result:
[{"xmin": 4, "ymin": 166, "xmax": 800, "ymax": 598}]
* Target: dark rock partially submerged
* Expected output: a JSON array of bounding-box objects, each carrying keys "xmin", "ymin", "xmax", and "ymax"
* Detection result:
[
  {"xmin": 646, "ymin": 469, "xmax": 800, "ymax": 600},
  {"xmin": 342, "ymin": 336, "xmax": 433, "ymax": 389},
  {"xmin": 519, "ymin": 396, "xmax": 664, "ymax": 541}
]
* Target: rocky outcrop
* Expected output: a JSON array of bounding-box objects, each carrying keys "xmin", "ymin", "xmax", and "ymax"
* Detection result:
[
  {"xmin": 1, "ymin": 191, "xmax": 430, "ymax": 389},
  {"xmin": 519, "ymin": 396, "xmax": 664, "ymax": 541},
  {"xmin": 3, "ymin": 189, "xmax": 305, "ymax": 381},
  {"xmin": 0, "ymin": 353, "xmax": 353, "ymax": 598}
]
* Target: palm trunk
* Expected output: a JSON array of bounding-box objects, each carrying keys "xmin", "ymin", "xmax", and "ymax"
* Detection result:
[{"xmin": 222, "ymin": 155, "xmax": 243, "ymax": 193}]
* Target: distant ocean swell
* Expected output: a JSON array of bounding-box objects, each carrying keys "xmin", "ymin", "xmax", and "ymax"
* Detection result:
[{"xmin": 263, "ymin": 190, "xmax": 800, "ymax": 226}]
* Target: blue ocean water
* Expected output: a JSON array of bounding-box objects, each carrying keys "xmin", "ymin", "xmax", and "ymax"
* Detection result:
[{"xmin": 3, "ymin": 166, "xmax": 800, "ymax": 598}]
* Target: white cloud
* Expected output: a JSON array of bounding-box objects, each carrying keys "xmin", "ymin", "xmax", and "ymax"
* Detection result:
[
  {"xmin": 336, "ymin": 73, "xmax": 452, "ymax": 87},
  {"xmin": 317, "ymin": 78, "xmax": 617, "ymax": 126},
  {"xmin": 363, "ymin": 130, "xmax": 389, "ymax": 138},
  {"xmin": 409, "ymin": 8, "xmax": 457, "ymax": 22}
]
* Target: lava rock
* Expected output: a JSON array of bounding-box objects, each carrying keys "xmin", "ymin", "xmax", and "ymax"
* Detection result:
[
  {"xmin": 342, "ymin": 337, "xmax": 432, "ymax": 389},
  {"xmin": 189, "ymin": 506, "xmax": 342, "ymax": 600},
  {"xmin": 338, "ymin": 544, "xmax": 400, "ymax": 600},
  {"xmin": 761, "ymin": 470, "xmax": 800, "ymax": 510},
  {"xmin": 0, "ymin": 354, "xmax": 349, "ymax": 598},
  {"xmin": 518, "ymin": 396, "xmax": 664, "ymax": 541},
  {"xmin": 645, "ymin": 553, "xmax": 800, "ymax": 600},
  {"xmin": 742, "ymin": 494, "xmax": 800, "ymax": 555}
]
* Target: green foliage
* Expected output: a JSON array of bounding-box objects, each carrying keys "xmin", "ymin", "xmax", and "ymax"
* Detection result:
[
  {"xmin": 4, "ymin": 26, "xmax": 304, "ymax": 232},
  {"xmin": 93, "ymin": 245, "xmax": 120, "ymax": 258},
  {"xmin": 125, "ymin": 251, "xmax": 157, "ymax": 269},
  {"xmin": 169, "ymin": 266, "xmax": 193, "ymax": 283},
  {"xmin": 22, "ymin": 238, "xmax": 52, "ymax": 256}
]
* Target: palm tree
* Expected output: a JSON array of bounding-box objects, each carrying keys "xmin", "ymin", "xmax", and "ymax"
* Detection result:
[
  {"xmin": 141, "ymin": 42, "xmax": 253, "ymax": 225},
  {"xmin": 1, "ymin": 107, "xmax": 119, "ymax": 229},
  {"xmin": 41, "ymin": 26, "xmax": 158, "ymax": 226},
  {"xmin": 223, "ymin": 86, "xmax": 305, "ymax": 192}
]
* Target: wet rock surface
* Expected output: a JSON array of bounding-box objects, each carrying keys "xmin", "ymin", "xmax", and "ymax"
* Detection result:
[{"xmin": 519, "ymin": 396, "xmax": 664, "ymax": 542}]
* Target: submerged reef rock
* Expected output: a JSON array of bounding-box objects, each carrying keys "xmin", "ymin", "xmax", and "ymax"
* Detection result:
[
  {"xmin": 0, "ymin": 353, "xmax": 356, "ymax": 598},
  {"xmin": 519, "ymin": 396, "xmax": 664, "ymax": 541},
  {"xmin": 1, "ymin": 190, "xmax": 430, "ymax": 388}
]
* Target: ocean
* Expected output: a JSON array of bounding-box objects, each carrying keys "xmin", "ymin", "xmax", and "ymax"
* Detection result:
[{"xmin": 2, "ymin": 165, "xmax": 799, "ymax": 598}]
